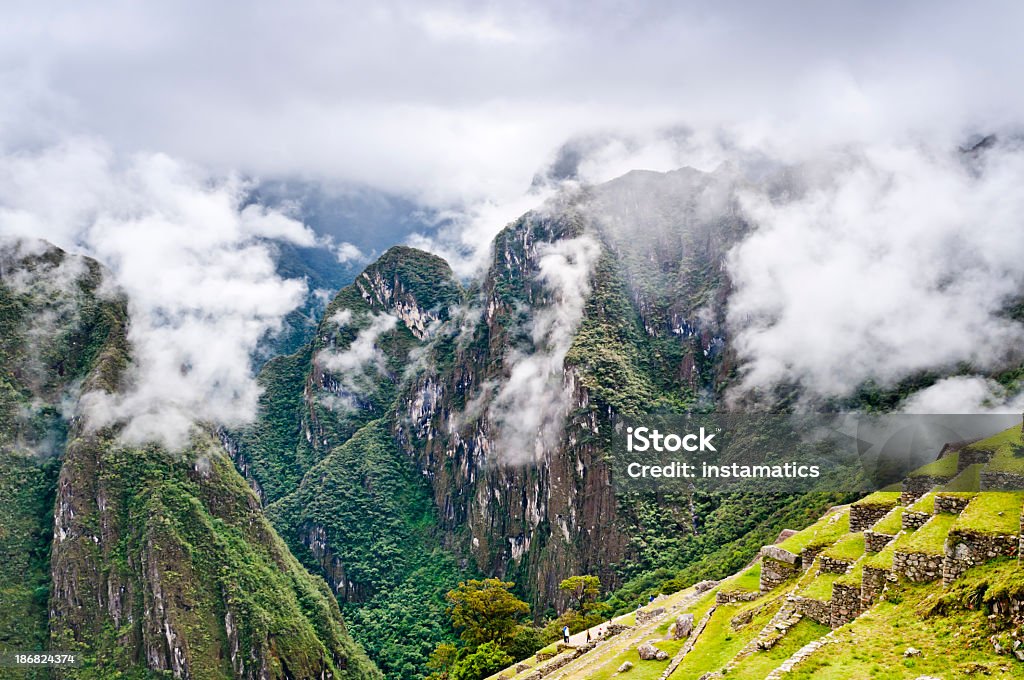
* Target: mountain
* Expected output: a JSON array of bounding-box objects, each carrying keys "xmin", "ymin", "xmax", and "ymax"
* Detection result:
[
  {"xmin": 4, "ymin": 159, "xmax": 1023, "ymax": 680},
  {"xmin": 484, "ymin": 424, "xmax": 1024, "ymax": 679},
  {"xmin": 0, "ymin": 240, "xmax": 381, "ymax": 679},
  {"xmin": 227, "ymin": 166, "xmax": 855, "ymax": 676},
  {"xmin": 230, "ymin": 161, "xmax": 1024, "ymax": 678},
  {"xmin": 250, "ymin": 181, "xmax": 442, "ymax": 360}
]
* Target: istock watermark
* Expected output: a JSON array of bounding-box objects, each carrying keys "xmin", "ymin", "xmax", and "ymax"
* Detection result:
[{"xmin": 610, "ymin": 413, "xmax": 1023, "ymax": 494}]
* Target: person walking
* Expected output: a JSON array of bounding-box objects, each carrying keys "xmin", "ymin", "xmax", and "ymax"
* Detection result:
[{"xmin": 562, "ymin": 625, "xmax": 570, "ymax": 645}]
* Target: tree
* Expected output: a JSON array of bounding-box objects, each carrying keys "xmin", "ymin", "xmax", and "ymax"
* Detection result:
[
  {"xmin": 449, "ymin": 642, "xmax": 513, "ymax": 680},
  {"xmin": 558, "ymin": 575, "xmax": 604, "ymax": 614},
  {"xmin": 425, "ymin": 642, "xmax": 459, "ymax": 680},
  {"xmin": 446, "ymin": 579, "xmax": 530, "ymax": 647}
]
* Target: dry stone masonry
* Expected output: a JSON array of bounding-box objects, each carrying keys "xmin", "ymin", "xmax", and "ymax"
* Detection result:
[
  {"xmin": 934, "ymin": 494, "xmax": 972, "ymax": 514},
  {"xmin": 902, "ymin": 510, "xmax": 931, "ymax": 530},
  {"xmin": 903, "ymin": 474, "xmax": 953, "ymax": 500},
  {"xmin": 792, "ymin": 595, "xmax": 832, "ymax": 626},
  {"xmin": 850, "ymin": 503, "xmax": 896, "ymax": 532},
  {"xmin": 861, "ymin": 565, "xmax": 892, "ymax": 605},
  {"xmin": 830, "ymin": 582, "xmax": 862, "ymax": 627},
  {"xmin": 942, "ymin": 531, "xmax": 1019, "ymax": 584},
  {"xmin": 760, "ymin": 546, "xmax": 801, "ymax": 591},
  {"xmin": 819, "ymin": 555, "xmax": 853, "ymax": 574},
  {"xmin": 893, "ymin": 550, "xmax": 943, "ymax": 582},
  {"xmin": 864, "ymin": 530, "xmax": 895, "ymax": 553}
]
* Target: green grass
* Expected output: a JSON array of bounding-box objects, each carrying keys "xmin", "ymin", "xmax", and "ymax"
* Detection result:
[
  {"xmin": 835, "ymin": 562, "xmax": 864, "ymax": 588},
  {"xmin": 787, "ymin": 563, "xmax": 1021, "ymax": 679},
  {"xmin": 907, "ymin": 493, "xmax": 934, "ymax": 514},
  {"xmin": 871, "ymin": 507, "xmax": 904, "ymax": 535},
  {"xmin": 726, "ymin": 617, "xmax": 830, "ymax": 680},
  {"xmin": 821, "ymin": 533, "xmax": 865, "ymax": 562},
  {"xmin": 864, "ymin": 542, "xmax": 896, "ymax": 571},
  {"xmin": 585, "ymin": 638, "xmax": 681, "ymax": 680},
  {"xmin": 720, "ymin": 562, "xmax": 762, "ymax": 593},
  {"xmin": 896, "ymin": 514, "xmax": 957, "ymax": 555},
  {"xmin": 668, "ymin": 595, "xmax": 783, "ymax": 679},
  {"xmin": 952, "ymin": 491, "xmax": 1024, "ymax": 535},
  {"xmin": 908, "ymin": 453, "xmax": 959, "ymax": 478},
  {"xmin": 801, "ymin": 571, "xmax": 841, "ymax": 601},
  {"xmin": 940, "ymin": 464, "xmax": 982, "ymax": 493},
  {"xmin": 777, "ymin": 509, "xmax": 850, "ymax": 554},
  {"xmin": 683, "ymin": 589, "xmax": 718, "ymax": 623},
  {"xmin": 969, "ymin": 424, "xmax": 1024, "ymax": 475},
  {"xmin": 851, "ymin": 491, "xmax": 901, "ymax": 508}
]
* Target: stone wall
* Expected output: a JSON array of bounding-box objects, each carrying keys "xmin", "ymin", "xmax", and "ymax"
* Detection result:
[
  {"xmin": 981, "ymin": 471, "xmax": 1024, "ymax": 491},
  {"xmin": 958, "ymin": 447, "xmax": 994, "ymax": 471},
  {"xmin": 934, "ymin": 494, "xmax": 971, "ymax": 514},
  {"xmin": 715, "ymin": 590, "xmax": 760, "ymax": 605},
  {"xmin": 830, "ymin": 582, "xmax": 862, "ymax": 628},
  {"xmin": 793, "ymin": 596, "xmax": 832, "ymax": 626},
  {"xmin": 800, "ymin": 546, "xmax": 825, "ymax": 570},
  {"xmin": 861, "ymin": 566, "xmax": 890, "ymax": 605},
  {"xmin": 864, "ymin": 530, "xmax": 895, "ymax": 553},
  {"xmin": 850, "ymin": 504, "xmax": 894, "ymax": 532},
  {"xmin": 759, "ymin": 547, "xmax": 800, "ymax": 591},
  {"xmin": 903, "ymin": 475, "xmax": 950, "ymax": 500},
  {"xmin": 893, "ymin": 550, "xmax": 943, "ymax": 582},
  {"xmin": 636, "ymin": 606, "xmax": 665, "ymax": 624},
  {"xmin": 942, "ymin": 531, "xmax": 1019, "ymax": 584},
  {"xmin": 819, "ymin": 556, "xmax": 853, "ymax": 575},
  {"xmin": 902, "ymin": 510, "xmax": 931, "ymax": 530}
]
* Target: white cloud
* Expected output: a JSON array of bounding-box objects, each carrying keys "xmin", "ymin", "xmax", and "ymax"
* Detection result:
[
  {"xmin": 488, "ymin": 235, "xmax": 601, "ymax": 464},
  {"xmin": 0, "ymin": 139, "xmax": 314, "ymax": 450},
  {"xmin": 726, "ymin": 143, "xmax": 1024, "ymax": 402},
  {"xmin": 333, "ymin": 241, "xmax": 365, "ymax": 264},
  {"xmin": 315, "ymin": 311, "xmax": 397, "ymax": 410},
  {"xmin": 900, "ymin": 376, "xmax": 1024, "ymax": 415}
]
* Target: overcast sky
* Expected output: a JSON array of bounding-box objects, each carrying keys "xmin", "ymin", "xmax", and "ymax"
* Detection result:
[
  {"xmin": 3, "ymin": 1, "xmax": 1024, "ymax": 446},
  {"xmin": 3, "ymin": 0, "xmax": 1023, "ymax": 205}
]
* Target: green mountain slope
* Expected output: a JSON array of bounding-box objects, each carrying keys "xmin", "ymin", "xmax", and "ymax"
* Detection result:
[{"xmin": 0, "ymin": 239, "xmax": 380, "ymax": 679}]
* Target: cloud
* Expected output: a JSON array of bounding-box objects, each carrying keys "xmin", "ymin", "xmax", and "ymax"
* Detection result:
[
  {"xmin": 0, "ymin": 139, "xmax": 314, "ymax": 450},
  {"xmin": 333, "ymin": 241, "xmax": 366, "ymax": 264},
  {"xmin": 487, "ymin": 235, "xmax": 601, "ymax": 464},
  {"xmin": 316, "ymin": 311, "xmax": 398, "ymax": 410},
  {"xmin": 725, "ymin": 142, "xmax": 1024, "ymax": 402},
  {"xmin": 900, "ymin": 376, "xmax": 1024, "ymax": 415}
]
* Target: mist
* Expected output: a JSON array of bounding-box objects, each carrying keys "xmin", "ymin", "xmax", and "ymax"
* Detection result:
[{"xmin": 1, "ymin": 1, "xmax": 1023, "ymax": 446}]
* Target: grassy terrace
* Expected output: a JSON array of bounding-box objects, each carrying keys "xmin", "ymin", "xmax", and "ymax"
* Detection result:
[
  {"xmin": 821, "ymin": 533, "xmax": 865, "ymax": 562},
  {"xmin": 777, "ymin": 509, "xmax": 850, "ymax": 554},
  {"xmin": 668, "ymin": 589, "xmax": 787, "ymax": 679},
  {"xmin": 802, "ymin": 570, "xmax": 842, "ymax": 601},
  {"xmin": 727, "ymin": 617, "xmax": 830, "ymax": 680},
  {"xmin": 895, "ymin": 514, "xmax": 957, "ymax": 555},
  {"xmin": 952, "ymin": 491, "xmax": 1024, "ymax": 535},
  {"xmin": 908, "ymin": 492, "xmax": 935, "ymax": 514},
  {"xmin": 864, "ymin": 541, "xmax": 896, "ymax": 570},
  {"xmin": 788, "ymin": 566, "xmax": 1017, "ymax": 680},
  {"xmin": 721, "ymin": 562, "xmax": 761, "ymax": 593},
  {"xmin": 835, "ymin": 561, "xmax": 863, "ymax": 587},
  {"xmin": 969, "ymin": 424, "xmax": 1024, "ymax": 474},
  {"xmin": 941, "ymin": 464, "xmax": 982, "ymax": 493},
  {"xmin": 871, "ymin": 506, "xmax": 904, "ymax": 535},
  {"xmin": 851, "ymin": 490, "xmax": 901, "ymax": 508},
  {"xmin": 908, "ymin": 452, "xmax": 959, "ymax": 478}
]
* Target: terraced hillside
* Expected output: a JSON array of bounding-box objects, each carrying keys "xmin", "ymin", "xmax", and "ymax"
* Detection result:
[{"xmin": 486, "ymin": 424, "xmax": 1024, "ymax": 679}]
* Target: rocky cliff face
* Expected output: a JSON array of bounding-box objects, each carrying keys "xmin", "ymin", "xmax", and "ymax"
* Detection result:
[
  {"xmin": 392, "ymin": 170, "xmax": 748, "ymax": 607},
  {"xmin": 233, "ymin": 168, "xmax": 756, "ymax": 626},
  {"xmin": 0, "ymin": 238, "xmax": 381, "ymax": 679}
]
